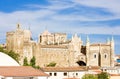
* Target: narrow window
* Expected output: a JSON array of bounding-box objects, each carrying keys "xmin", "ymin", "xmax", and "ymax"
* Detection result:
[
  {"xmin": 76, "ymin": 73, "xmax": 78, "ymax": 76},
  {"xmin": 105, "ymin": 54, "xmax": 107, "ymax": 58},
  {"xmin": 94, "ymin": 54, "xmax": 96, "ymax": 58},
  {"xmin": 104, "ymin": 69, "xmax": 107, "ymax": 71},
  {"xmin": 54, "ymin": 73, "xmax": 57, "ymax": 76},
  {"xmin": 64, "ymin": 72, "xmax": 67, "ymax": 76},
  {"xmin": 49, "ymin": 73, "xmax": 52, "ymax": 76}
]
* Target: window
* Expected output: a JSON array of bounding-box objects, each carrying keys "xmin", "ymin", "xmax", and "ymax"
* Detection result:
[
  {"xmin": 30, "ymin": 77, "xmax": 33, "ymax": 79},
  {"xmin": 94, "ymin": 54, "xmax": 96, "ymax": 58},
  {"xmin": 105, "ymin": 54, "xmax": 107, "ymax": 58},
  {"xmin": 81, "ymin": 57, "xmax": 83, "ymax": 60},
  {"xmin": 104, "ymin": 69, "xmax": 107, "ymax": 71},
  {"xmin": 54, "ymin": 72, "xmax": 57, "ymax": 76},
  {"xmin": 64, "ymin": 72, "xmax": 67, "ymax": 76},
  {"xmin": 76, "ymin": 73, "xmax": 78, "ymax": 76},
  {"xmin": 49, "ymin": 73, "xmax": 52, "ymax": 76}
]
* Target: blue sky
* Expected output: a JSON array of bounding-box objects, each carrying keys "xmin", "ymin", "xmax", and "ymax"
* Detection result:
[{"xmin": 0, "ymin": 0, "xmax": 120, "ymax": 54}]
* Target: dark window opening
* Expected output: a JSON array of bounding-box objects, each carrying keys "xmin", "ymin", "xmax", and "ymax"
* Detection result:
[
  {"xmin": 54, "ymin": 73, "xmax": 57, "ymax": 76},
  {"xmin": 76, "ymin": 73, "xmax": 78, "ymax": 76},
  {"xmin": 104, "ymin": 69, "xmax": 107, "ymax": 71},
  {"xmin": 30, "ymin": 77, "xmax": 33, "ymax": 79},
  {"xmin": 105, "ymin": 54, "xmax": 107, "ymax": 58},
  {"xmin": 94, "ymin": 54, "xmax": 96, "ymax": 58},
  {"xmin": 76, "ymin": 61, "xmax": 86, "ymax": 66},
  {"xmin": 98, "ymin": 53, "xmax": 101, "ymax": 66},
  {"xmin": 81, "ymin": 57, "xmax": 83, "ymax": 60},
  {"xmin": 64, "ymin": 72, "xmax": 67, "ymax": 76},
  {"xmin": 49, "ymin": 73, "xmax": 52, "ymax": 76}
]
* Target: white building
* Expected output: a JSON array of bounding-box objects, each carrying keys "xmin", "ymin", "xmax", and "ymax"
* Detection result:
[
  {"xmin": 0, "ymin": 52, "xmax": 20, "ymax": 66},
  {"xmin": 0, "ymin": 66, "xmax": 49, "ymax": 79},
  {"xmin": 0, "ymin": 52, "xmax": 49, "ymax": 79},
  {"xmin": 102, "ymin": 67, "xmax": 120, "ymax": 79},
  {"xmin": 42, "ymin": 66, "xmax": 101, "ymax": 79},
  {"xmin": 102, "ymin": 67, "xmax": 120, "ymax": 75}
]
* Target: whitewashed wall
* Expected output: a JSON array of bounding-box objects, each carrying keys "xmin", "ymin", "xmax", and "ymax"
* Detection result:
[{"xmin": 45, "ymin": 71, "xmax": 85, "ymax": 79}]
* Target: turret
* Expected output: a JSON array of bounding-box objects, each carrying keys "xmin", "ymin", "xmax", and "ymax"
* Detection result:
[
  {"xmin": 110, "ymin": 36, "xmax": 115, "ymax": 67},
  {"xmin": 107, "ymin": 38, "xmax": 110, "ymax": 44},
  {"xmin": 86, "ymin": 35, "xmax": 90, "ymax": 66},
  {"xmin": 110, "ymin": 36, "xmax": 114, "ymax": 52},
  {"xmin": 86, "ymin": 35, "xmax": 90, "ymax": 46}
]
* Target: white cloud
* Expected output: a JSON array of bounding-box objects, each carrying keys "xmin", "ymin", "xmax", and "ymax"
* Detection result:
[
  {"xmin": 0, "ymin": 0, "xmax": 120, "ymax": 38},
  {"xmin": 24, "ymin": 0, "xmax": 120, "ymax": 22},
  {"xmin": 73, "ymin": 0, "xmax": 120, "ymax": 15},
  {"xmin": 25, "ymin": 0, "xmax": 75, "ymax": 11},
  {"xmin": 51, "ymin": 13, "xmax": 120, "ymax": 22}
]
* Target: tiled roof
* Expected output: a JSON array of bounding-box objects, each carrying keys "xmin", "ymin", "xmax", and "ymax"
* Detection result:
[
  {"xmin": 42, "ymin": 66, "xmax": 87, "ymax": 72},
  {"xmin": 88, "ymin": 66, "xmax": 100, "ymax": 70},
  {"xmin": 110, "ymin": 74, "xmax": 120, "ymax": 76},
  {"xmin": 0, "ymin": 66, "xmax": 49, "ymax": 77},
  {"xmin": 42, "ymin": 66, "xmax": 101, "ymax": 72}
]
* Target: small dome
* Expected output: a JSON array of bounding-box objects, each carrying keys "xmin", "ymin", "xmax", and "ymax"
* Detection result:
[{"xmin": 0, "ymin": 52, "xmax": 20, "ymax": 66}]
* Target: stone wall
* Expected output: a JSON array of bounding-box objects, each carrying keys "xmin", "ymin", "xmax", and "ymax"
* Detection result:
[{"xmin": 6, "ymin": 24, "xmax": 115, "ymax": 67}]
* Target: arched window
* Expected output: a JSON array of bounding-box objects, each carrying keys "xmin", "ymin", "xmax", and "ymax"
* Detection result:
[
  {"xmin": 104, "ymin": 54, "xmax": 107, "ymax": 59},
  {"xmin": 94, "ymin": 54, "xmax": 96, "ymax": 58}
]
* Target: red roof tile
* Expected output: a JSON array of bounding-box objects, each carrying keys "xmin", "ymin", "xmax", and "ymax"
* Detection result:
[
  {"xmin": 42, "ymin": 66, "xmax": 87, "ymax": 72},
  {"xmin": 0, "ymin": 66, "xmax": 49, "ymax": 77},
  {"xmin": 110, "ymin": 74, "xmax": 120, "ymax": 76},
  {"xmin": 42, "ymin": 66, "xmax": 101, "ymax": 73}
]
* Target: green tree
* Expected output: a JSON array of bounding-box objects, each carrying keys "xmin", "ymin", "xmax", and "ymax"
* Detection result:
[
  {"xmin": 7, "ymin": 50, "xmax": 20, "ymax": 63},
  {"xmin": 98, "ymin": 72, "xmax": 110, "ymax": 79},
  {"xmin": 23, "ymin": 57, "xmax": 29, "ymax": 66},
  {"xmin": 30, "ymin": 56, "xmax": 36, "ymax": 67},
  {"xmin": 0, "ymin": 46, "xmax": 4, "ymax": 52},
  {"xmin": 23, "ymin": 56, "xmax": 40, "ymax": 69},
  {"xmin": 0, "ymin": 46, "xmax": 19, "ymax": 63},
  {"xmin": 82, "ymin": 74, "xmax": 98, "ymax": 79},
  {"xmin": 47, "ymin": 62, "xmax": 56, "ymax": 67}
]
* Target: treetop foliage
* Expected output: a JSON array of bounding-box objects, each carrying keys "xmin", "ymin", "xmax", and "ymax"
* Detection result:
[
  {"xmin": 47, "ymin": 62, "xmax": 56, "ymax": 67},
  {"xmin": 0, "ymin": 46, "xmax": 19, "ymax": 63},
  {"xmin": 82, "ymin": 72, "xmax": 110, "ymax": 79}
]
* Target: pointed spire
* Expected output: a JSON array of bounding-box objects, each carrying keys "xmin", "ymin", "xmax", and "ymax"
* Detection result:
[
  {"xmin": 111, "ymin": 32, "xmax": 114, "ymax": 42},
  {"xmin": 79, "ymin": 35, "xmax": 81, "ymax": 40},
  {"xmin": 86, "ymin": 35, "xmax": 89, "ymax": 43},
  {"xmin": 111, "ymin": 36, "xmax": 114, "ymax": 42},
  {"xmin": 107, "ymin": 38, "xmax": 110, "ymax": 44},
  {"xmin": 110, "ymin": 35, "xmax": 114, "ymax": 48},
  {"xmin": 17, "ymin": 23, "xmax": 20, "ymax": 29},
  {"xmin": 74, "ymin": 33, "xmax": 78, "ymax": 37},
  {"xmin": 72, "ymin": 35, "xmax": 74, "ymax": 41},
  {"xmin": 86, "ymin": 35, "xmax": 90, "ymax": 46}
]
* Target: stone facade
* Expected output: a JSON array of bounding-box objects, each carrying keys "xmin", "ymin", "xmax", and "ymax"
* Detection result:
[{"xmin": 6, "ymin": 24, "xmax": 115, "ymax": 67}]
